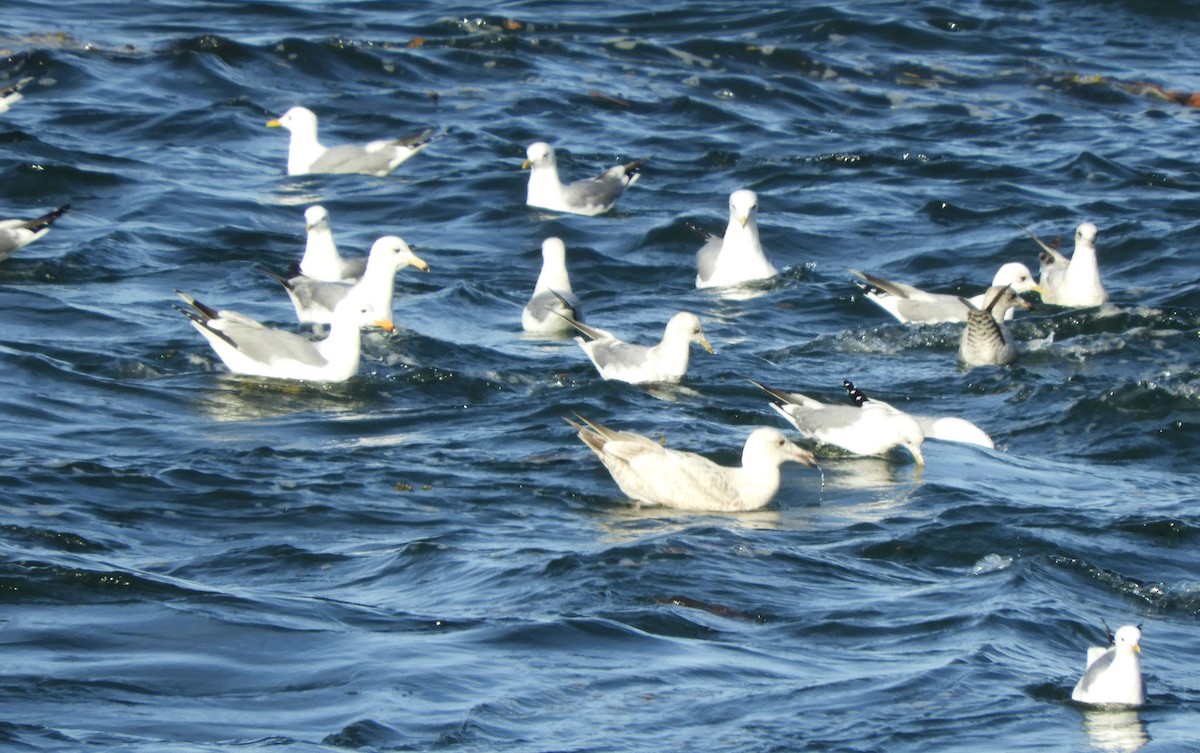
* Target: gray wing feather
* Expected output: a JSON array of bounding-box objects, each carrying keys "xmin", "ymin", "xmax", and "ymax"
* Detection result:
[
  {"xmin": 586, "ymin": 340, "xmax": 652, "ymax": 372},
  {"xmin": 288, "ymin": 278, "xmax": 354, "ymax": 313},
  {"xmin": 1075, "ymin": 649, "xmax": 1115, "ymax": 694},
  {"xmin": 216, "ymin": 321, "xmax": 329, "ymax": 368},
  {"xmin": 309, "ymin": 144, "xmax": 399, "ymax": 174},
  {"xmin": 526, "ymin": 289, "xmax": 580, "ymax": 324},
  {"xmin": 695, "ymin": 236, "xmax": 722, "ymax": 283}
]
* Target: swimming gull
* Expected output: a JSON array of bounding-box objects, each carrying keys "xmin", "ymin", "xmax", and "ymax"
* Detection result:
[
  {"xmin": 850, "ymin": 262, "xmax": 1038, "ymax": 323},
  {"xmin": 266, "ymin": 106, "xmax": 435, "ymax": 176},
  {"xmin": 1026, "ymin": 222, "xmax": 1108, "ymax": 307},
  {"xmin": 176, "ymin": 289, "xmax": 393, "ymax": 382},
  {"xmin": 1072, "ymin": 624, "xmax": 1145, "ymax": 707},
  {"xmin": 522, "ymin": 237, "xmax": 583, "ymax": 335},
  {"xmin": 958, "ymin": 285, "xmax": 1032, "ymax": 367},
  {"xmin": 566, "ymin": 414, "xmax": 816, "ymax": 512},
  {"xmin": 696, "ymin": 189, "xmax": 779, "ymax": 289},
  {"xmin": 560, "ymin": 311, "xmax": 713, "ymax": 384},
  {"xmin": 297, "ymin": 206, "xmax": 366, "ymax": 282},
  {"xmin": 269, "ymin": 236, "xmax": 427, "ymax": 327},
  {"xmin": 754, "ymin": 379, "xmax": 926, "ymax": 466},
  {"xmin": 0, "ymin": 204, "xmax": 69, "ymax": 262},
  {"xmin": 0, "ymin": 77, "xmax": 34, "ymax": 114},
  {"xmin": 523, "ymin": 141, "xmax": 642, "ymax": 216}
]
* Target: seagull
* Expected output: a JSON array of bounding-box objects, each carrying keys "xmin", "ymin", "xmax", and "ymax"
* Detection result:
[
  {"xmin": 566, "ymin": 414, "xmax": 816, "ymax": 512},
  {"xmin": 296, "ymin": 206, "xmax": 365, "ymax": 282},
  {"xmin": 0, "ymin": 77, "xmax": 34, "ymax": 114},
  {"xmin": 850, "ymin": 263, "xmax": 1038, "ymax": 323},
  {"xmin": 0, "ymin": 204, "xmax": 70, "ymax": 262},
  {"xmin": 559, "ymin": 311, "xmax": 713, "ymax": 384},
  {"xmin": 266, "ymin": 106, "xmax": 435, "ymax": 176},
  {"xmin": 522, "ymin": 141, "xmax": 642, "ymax": 216},
  {"xmin": 1027, "ymin": 222, "xmax": 1107, "ymax": 307},
  {"xmin": 268, "ymin": 236, "xmax": 428, "ymax": 327},
  {"xmin": 176, "ymin": 289, "xmax": 393, "ymax": 382},
  {"xmin": 522, "ymin": 237, "xmax": 583, "ymax": 335},
  {"xmin": 1072, "ymin": 624, "xmax": 1145, "ymax": 707},
  {"xmin": 695, "ymin": 189, "xmax": 779, "ymax": 289},
  {"xmin": 754, "ymin": 379, "xmax": 926, "ymax": 466},
  {"xmin": 958, "ymin": 285, "xmax": 1032, "ymax": 367}
]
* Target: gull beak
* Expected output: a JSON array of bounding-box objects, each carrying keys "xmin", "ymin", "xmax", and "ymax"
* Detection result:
[
  {"xmin": 1134, "ymin": 645, "xmax": 1141, "ymax": 654},
  {"xmin": 790, "ymin": 445, "xmax": 818, "ymax": 468},
  {"xmin": 266, "ymin": 118, "xmax": 282, "ymax": 128},
  {"xmin": 374, "ymin": 320, "xmax": 396, "ymax": 333},
  {"xmin": 698, "ymin": 336, "xmax": 715, "ymax": 354},
  {"xmin": 521, "ymin": 158, "xmax": 532, "ymax": 169},
  {"xmin": 909, "ymin": 442, "xmax": 925, "ymax": 469},
  {"xmin": 736, "ymin": 212, "xmax": 749, "ymax": 228}
]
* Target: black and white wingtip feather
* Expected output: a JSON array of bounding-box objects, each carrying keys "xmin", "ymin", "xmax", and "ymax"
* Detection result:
[{"xmin": 843, "ymin": 380, "xmax": 871, "ymax": 408}]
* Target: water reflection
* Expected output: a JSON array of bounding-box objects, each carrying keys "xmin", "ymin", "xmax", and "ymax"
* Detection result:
[{"xmin": 1081, "ymin": 708, "xmax": 1148, "ymax": 753}]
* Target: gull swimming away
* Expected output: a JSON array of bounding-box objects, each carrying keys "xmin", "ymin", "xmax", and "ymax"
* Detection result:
[
  {"xmin": 1026, "ymin": 222, "xmax": 1108, "ymax": 307},
  {"xmin": 297, "ymin": 206, "xmax": 366, "ymax": 282},
  {"xmin": 0, "ymin": 77, "xmax": 34, "ymax": 115},
  {"xmin": 566, "ymin": 414, "xmax": 816, "ymax": 512},
  {"xmin": 850, "ymin": 263, "xmax": 1038, "ymax": 323},
  {"xmin": 523, "ymin": 141, "xmax": 642, "ymax": 216},
  {"xmin": 560, "ymin": 311, "xmax": 713, "ymax": 384},
  {"xmin": 958, "ymin": 285, "xmax": 1032, "ymax": 367},
  {"xmin": 754, "ymin": 379, "xmax": 926, "ymax": 466},
  {"xmin": 0, "ymin": 204, "xmax": 70, "ymax": 262},
  {"xmin": 268, "ymin": 236, "xmax": 427, "ymax": 327},
  {"xmin": 1072, "ymin": 624, "xmax": 1145, "ymax": 707},
  {"xmin": 696, "ymin": 189, "xmax": 779, "ymax": 289},
  {"xmin": 176, "ymin": 290, "xmax": 393, "ymax": 382},
  {"xmin": 266, "ymin": 106, "xmax": 435, "ymax": 176},
  {"xmin": 522, "ymin": 237, "xmax": 582, "ymax": 335}
]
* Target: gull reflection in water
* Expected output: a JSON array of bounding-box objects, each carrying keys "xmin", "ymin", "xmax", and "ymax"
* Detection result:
[{"xmin": 1081, "ymin": 709, "xmax": 1148, "ymax": 753}]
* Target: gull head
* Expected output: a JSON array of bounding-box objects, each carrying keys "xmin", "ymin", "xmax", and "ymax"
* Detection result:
[
  {"xmin": 304, "ymin": 205, "xmax": 330, "ymax": 231},
  {"xmin": 1113, "ymin": 625, "xmax": 1142, "ymax": 654},
  {"xmin": 901, "ymin": 426, "xmax": 926, "ymax": 468},
  {"xmin": 991, "ymin": 262, "xmax": 1037, "ymax": 295},
  {"xmin": 729, "ymin": 189, "xmax": 758, "ymax": 228},
  {"xmin": 745, "ymin": 426, "xmax": 817, "ymax": 468},
  {"xmin": 1076, "ymin": 221, "xmax": 1099, "ymax": 248},
  {"xmin": 267, "ymin": 106, "xmax": 318, "ymax": 134},
  {"xmin": 330, "ymin": 289, "xmax": 396, "ymax": 331},
  {"xmin": 523, "ymin": 141, "xmax": 555, "ymax": 170},
  {"xmin": 368, "ymin": 235, "xmax": 429, "ymax": 272},
  {"xmin": 666, "ymin": 312, "xmax": 714, "ymax": 354}
]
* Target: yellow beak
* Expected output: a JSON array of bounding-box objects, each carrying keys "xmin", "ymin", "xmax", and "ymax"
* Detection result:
[
  {"xmin": 521, "ymin": 159, "xmax": 532, "ymax": 169},
  {"xmin": 266, "ymin": 119, "xmax": 281, "ymax": 128},
  {"xmin": 374, "ymin": 320, "xmax": 396, "ymax": 333},
  {"xmin": 698, "ymin": 336, "xmax": 715, "ymax": 355}
]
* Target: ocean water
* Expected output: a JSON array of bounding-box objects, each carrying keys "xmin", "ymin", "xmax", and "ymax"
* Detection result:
[{"xmin": 1, "ymin": 2, "xmax": 1198, "ymax": 751}]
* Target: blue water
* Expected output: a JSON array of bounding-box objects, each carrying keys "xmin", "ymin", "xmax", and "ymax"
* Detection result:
[{"xmin": 2, "ymin": 2, "xmax": 1198, "ymax": 751}]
